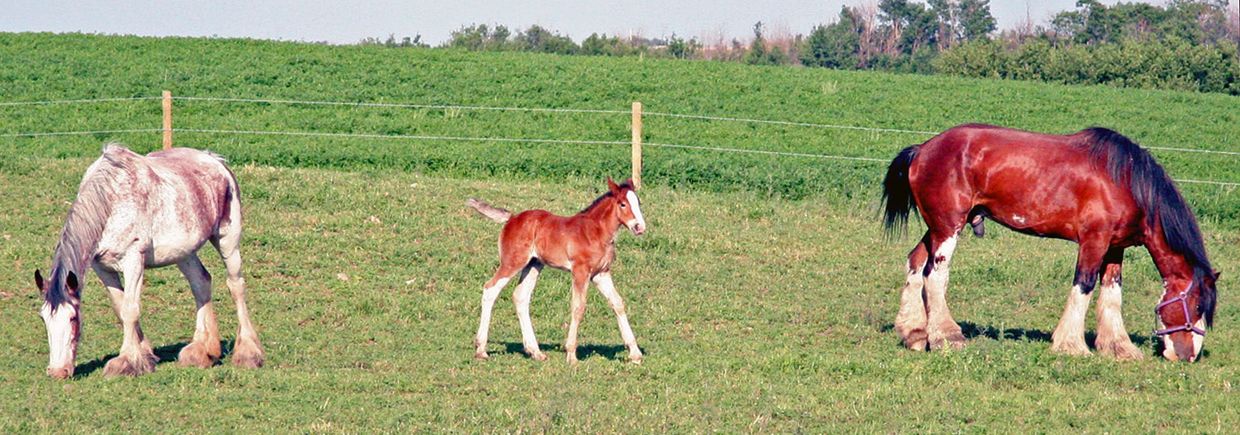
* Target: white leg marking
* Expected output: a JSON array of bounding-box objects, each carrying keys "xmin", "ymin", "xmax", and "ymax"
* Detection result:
[
  {"xmin": 895, "ymin": 264, "xmax": 928, "ymax": 350},
  {"xmin": 1094, "ymin": 280, "xmax": 1142, "ymax": 359},
  {"xmin": 593, "ymin": 272, "xmax": 642, "ymax": 362},
  {"xmin": 924, "ymin": 235, "xmax": 964, "ymax": 349},
  {"xmin": 512, "ymin": 266, "xmax": 545, "ymax": 360},
  {"xmin": 474, "ymin": 277, "xmax": 510, "ymax": 357},
  {"xmin": 1051, "ymin": 285, "xmax": 1093, "ymax": 356}
]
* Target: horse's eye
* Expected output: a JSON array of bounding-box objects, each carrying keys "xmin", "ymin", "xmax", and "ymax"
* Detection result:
[{"xmin": 620, "ymin": 203, "xmax": 627, "ymax": 208}]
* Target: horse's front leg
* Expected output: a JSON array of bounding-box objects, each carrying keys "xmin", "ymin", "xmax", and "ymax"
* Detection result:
[
  {"xmin": 176, "ymin": 254, "xmax": 222, "ymax": 368},
  {"xmin": 1051, "ymin": 241, "xmax": 1105, "ymax": 356},
  {"xmin": 101, "ymin": 255, "xmax": 157, "ymax": 377},
  {"xmin": 591, "ymin": 272, "xmax": 642, "ymax": 363},
  {"xmin": 564, "ymin": 269, "xmax": 590, "ymax": 364},
  {"xmin": 1093, "ymin": 248, "xmax": 1143, "ymax": 360}
]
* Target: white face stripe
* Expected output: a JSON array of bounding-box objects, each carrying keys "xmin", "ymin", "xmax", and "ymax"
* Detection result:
[
  {"xmin": 41, "ymin": 302, "xmax": 77, "ymax": 369},
  {"xmin": 625, "ymin": 190, "xmax": 646, "ymax": 228}
]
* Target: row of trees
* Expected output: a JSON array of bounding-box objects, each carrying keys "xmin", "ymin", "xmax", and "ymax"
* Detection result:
[{"xmin": 364, "ymin": 1, "xmax": 1240, "ymax": 95}]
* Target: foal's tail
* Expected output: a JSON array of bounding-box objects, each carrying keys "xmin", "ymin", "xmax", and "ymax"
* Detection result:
[
  {"xmin": 466, "ymin": 198, "xmax": 512, "ymax": 223},
  {"xmin": 881, "ymin": 145, "xmax": 920, "ymax": 236}
]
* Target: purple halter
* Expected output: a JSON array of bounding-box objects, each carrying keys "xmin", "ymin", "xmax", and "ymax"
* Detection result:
[{"xmin": 1153, "ymin": 282, "xmax": 1207, "ymax": 337}]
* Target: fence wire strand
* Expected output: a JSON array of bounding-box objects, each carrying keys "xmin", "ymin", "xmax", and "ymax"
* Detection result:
[
  {"xmin": 174, "ymin": 128, "xmax": 630, "ymax": 146},
  {"xmin": 172, "ymin": 96, "xmax": 631, "ymax": 115}
]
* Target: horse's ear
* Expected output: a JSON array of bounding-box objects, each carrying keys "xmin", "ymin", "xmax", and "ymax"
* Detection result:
[
  {"xmin": 607, "ymin": 177, "xmax": 621, "ymax": 194},
  {"xmin": 621, "ymin": 178, "xmax": 634, "ymax": 190},
  {"xmin": 65, "ymin": 272, "xmax": 80, "ymax": 297},
  {"xmin": 1212, "ymin": 270, "xmax": 1221, "ymax": 282},
  {"xmin": 34, "ymin": 270, "xmax": 46, "ymax": 294}
]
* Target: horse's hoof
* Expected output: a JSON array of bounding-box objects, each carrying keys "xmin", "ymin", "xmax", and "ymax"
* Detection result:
[
  {"xmin": 474, "ymin": 351, "xmax": 490, "ymax": 361},
  {"xmin": 929, "ymin": 333, "xmax": 967, "ymax": 351},
  {"xmin": 628, "ymin": 354, "xmax": 643, "ymax": 365},
  {"xmin": 103, "ymin": 354, "xmax": 156, "ymax": 377},
  {"xmin": 231, "ymin": 341, "xmax": 265, "ymax": 369},
  {"xmin": 1050, "ymin": 341, "xmax": 1092, "ymax": 357},
  {"xmin": 1097, "ymin": 340, "xmax": 1144, "ymax": 361},
  {"xmin": 529, "ymin": 351, "xmax": 548, "ymax": 361},
  {"xmin": 566, "ymin": 354, "xmax": 579, "ymax": 365},
  {"xmin": 178, "ymin": 342, "xmax": 221, "ymax": 368},
  {"xmin": 901, "ymin": 329, "xmax": 929, "ymax": 351}
]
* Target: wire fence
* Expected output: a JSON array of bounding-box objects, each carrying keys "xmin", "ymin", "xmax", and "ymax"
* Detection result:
[{"xmin": 1, "ymin": 95, "xmax": 1237, "ymax": 188}]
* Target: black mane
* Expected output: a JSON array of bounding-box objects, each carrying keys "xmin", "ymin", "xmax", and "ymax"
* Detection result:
[
  {"xmin": 1081, "ymin": 127, "xmax": 1216, "ymax": 325},
  {"xmin": 580, "ymin": 180, "xmax": 635, "ymax": 214}
]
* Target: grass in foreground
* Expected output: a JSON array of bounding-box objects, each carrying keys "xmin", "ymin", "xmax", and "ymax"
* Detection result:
[{"xmin": 0, "ymin": 158, "xmax": 1236, "ymax": 431}]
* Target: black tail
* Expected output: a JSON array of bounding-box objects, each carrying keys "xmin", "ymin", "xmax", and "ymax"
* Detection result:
[
  {"xmin": 1083, "ymin": 128, "xmax": 1216, "ymax": 325},
  {"xmin": 881, "ymin": 145, "xmax": 920, "ymax": 237}
]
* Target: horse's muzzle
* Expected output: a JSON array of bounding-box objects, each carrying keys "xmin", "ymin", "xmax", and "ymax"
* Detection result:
[
  {"xmin": 47, "ymin": 365, "xmax": 74, "ymax": 379},
  {"xmin": 631, "ymin": 223, "xmax": 646, "ymax": 235}
]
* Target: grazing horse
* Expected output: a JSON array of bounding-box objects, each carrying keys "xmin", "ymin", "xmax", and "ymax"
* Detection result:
[
  {"xmin": 468, "ymin": 178, "xmax": 647, "ymax": 363},
  {"xmin": 881, "ymin": 124, "xmax": 1218, "ymax": 362},
  {"xmin": 35, "ymin": 144, "xmax": 264, "ymax": 378}
]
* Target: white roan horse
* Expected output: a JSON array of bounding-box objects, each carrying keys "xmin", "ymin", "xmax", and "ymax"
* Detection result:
[{"xmin": 35, "ymin": 144, "xmax": 264, "ymax": 378}]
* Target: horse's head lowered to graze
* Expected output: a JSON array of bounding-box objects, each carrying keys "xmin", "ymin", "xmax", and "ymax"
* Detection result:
[
  {"xmin": 35, "ymin": 269, "xmax": 81, "ymax": 379},
  {"xmin": 1155, "ymin": 270, "xmax": 1219, "ymax": 362},
  {"xmin": 607, "ymin": 178, "xmax": 646, "ymax": 236}
]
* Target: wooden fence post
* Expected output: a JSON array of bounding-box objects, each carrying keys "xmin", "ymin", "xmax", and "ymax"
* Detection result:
[
  {"xmin": 631, "ymin": 101, "xmax": 642, "ymax": 189},
  {"xmin": 162, "ymin": 90, "xmax": 173, "ymax": 150}
]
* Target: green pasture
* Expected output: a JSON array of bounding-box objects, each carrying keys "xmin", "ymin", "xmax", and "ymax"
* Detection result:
[{"xmin": 0, "ymin": 33, "xmax": 1238, "ymax": 431}]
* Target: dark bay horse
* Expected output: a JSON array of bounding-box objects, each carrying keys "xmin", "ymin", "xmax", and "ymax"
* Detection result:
[
  {"xmin": 468, "ymin": 178, "xmax": 647, "ymax": 364},
  {"xmin": 881, "ymin": 124, "xmax": 1218, "ymax": 362},
  {"xmin": 35, "ymin": 144, "xmax": 264, "ymax": 378}
]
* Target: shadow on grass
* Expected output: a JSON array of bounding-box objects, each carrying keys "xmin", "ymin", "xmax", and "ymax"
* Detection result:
[
  {"xmin": 958, "ymin": 321, "xmax": 1151, "ymax": 347},
  {"xmin": 75, "ymin": 339, "xmax": 237, "ymax": 378},
  {"xmin": 501, "ymin": 342, "xmax": 641, "ymax": 361}
]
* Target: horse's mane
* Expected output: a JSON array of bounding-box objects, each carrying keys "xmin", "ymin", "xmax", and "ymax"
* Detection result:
[
  {"xmin": 1080, "ymin": 127, "xmax": 1217, "ymax": 325},
  {"xmin": 45, "ymin": 143, "xmax": 139, "ymax": 310},
  {"xmin": 580, "ymin": 180, "xmax": 635, "ymax": 214}
]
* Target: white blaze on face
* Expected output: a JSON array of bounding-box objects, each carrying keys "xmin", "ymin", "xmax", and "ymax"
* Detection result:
[
  {"xmin": 1158, "ymin": 318, "xmax": 1206, "ymax": 361},
  {"xmin": 41, "ymin": 302, "xmax": 77, "ymax": 370},
  {"xmin": 625, "ymin": 191, "xmax": 647, "ymax": 233}
]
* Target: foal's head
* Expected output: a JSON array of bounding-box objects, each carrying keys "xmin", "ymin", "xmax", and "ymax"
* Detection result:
[
  {"xmin": 606, "ymin": 178, "xmax": 647, "ymax": 236},
  {"xmin": 34, "ymin": 269, "xmax": 81, "ymax": 379}
]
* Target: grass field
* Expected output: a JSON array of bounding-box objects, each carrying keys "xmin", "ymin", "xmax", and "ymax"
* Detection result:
[{"xmin": 1, "ymin": 33, "xmax": 1239, "ymax": 431}]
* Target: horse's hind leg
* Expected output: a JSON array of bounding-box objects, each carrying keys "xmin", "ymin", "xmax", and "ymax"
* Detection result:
[
  {"xmin": 512, "ymin": 261, "xmax": 547, "ymax": 361},
  {"xmin": 1093, "ymin": 249, "xmax": 1142, "ymax": 360},
  {"xmin": 212, "ymin": 232, "xmax": 265, "ymax": 368},
  {"xmin": 592, "ymin": 272, "xmax": 643, "ymax": 363},
  {"xmin": 474, "ymin": 259, "xmax": 525, "ymax": 360},
  {"xmin": 564, "ymin": 268, "xmax": 591, "ymax": 364},
  {"xmin": 100, "ymin": 255, "xmax": 158, "ymax": 377},
  {"xmin": 924, "ymin": 231, "xmax": 966, "ymax": 350},
  {"xmin": 895, "ymin": 233, "xmax": 931, "ymax": 351},
  {"xmin": 176, "ymin": 253, "xmax": 222, "ymax": 368}
]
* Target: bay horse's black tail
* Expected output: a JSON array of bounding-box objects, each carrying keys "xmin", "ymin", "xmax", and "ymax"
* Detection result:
[
  {"xmin": 1084, "ymin": 127, "xmax": 1217, "ymax": 325},
  {"xmin": 881, "ymin": 145, "xmax": 920, "ymax": 237}
]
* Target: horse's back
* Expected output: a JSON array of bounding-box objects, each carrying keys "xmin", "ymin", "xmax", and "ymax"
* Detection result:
[{"xmin": 913, "ymin": 124, "xmax": 1139, "ymax": 239}]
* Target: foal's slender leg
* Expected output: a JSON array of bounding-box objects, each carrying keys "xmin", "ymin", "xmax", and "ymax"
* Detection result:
[
  {"xmin": 102, "ymin": 254, "xmax": 158, "ymax": 377},
  {"xmin": 592, "ymin": 272, "xmax": 643, "ymax": 363},
  {"xmin": 895, "ymin": 233, "xmax": 931, "ymax": 351},
  {"xmin": 924, "ymin": 232, "xmax": 966, "ymax": 350},
  {"xmin": 564, "ymin": 268, "xmax": 591, "ymax": 364},
  {"xmin": 176, "ymin": 253, "xmax": 222, "ymax": 368},
  {"xmin": 1050, "ymin": 241, "xmax": 1106, "ymax": 356},
  {"xmin": 512, "ymin": 261, "xmax": 547, "ymax": 361},
  {"xmin": 474, "ymin": 261, "xmax": 523, "ymax": 360},
  {"xmin": 212, "ymin": 232, "xmax": 265, "ymax": 368},
  {"xmin": 1093, "ymin": 249, "xmax": 1143, "ymax": 360}
]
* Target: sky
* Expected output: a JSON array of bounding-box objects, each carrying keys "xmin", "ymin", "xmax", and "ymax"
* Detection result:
[{"xmin": 3, "ymin": 1, "xmax": 1235, "ymax": 46}]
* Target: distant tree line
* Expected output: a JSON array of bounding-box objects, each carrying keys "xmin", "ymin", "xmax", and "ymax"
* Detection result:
[{"xmin": 364, "ymin": 0, "xmax": 1240, "ymax": 95}]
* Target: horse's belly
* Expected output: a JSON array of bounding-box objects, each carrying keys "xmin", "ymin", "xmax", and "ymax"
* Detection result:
[{"xmin": 147, "ymin": 231, "xmax": 209, "ymax": 266}]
